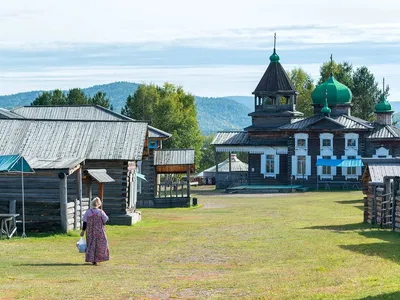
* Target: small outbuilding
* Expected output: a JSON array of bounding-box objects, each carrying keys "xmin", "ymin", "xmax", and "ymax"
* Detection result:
[
  {"xmin": 198, "ymin": 154, "xmax": 248, "ymax": 188},
  {"xmin": 0, "ymin": 118, "xmax": 148, "ymax": 232},
  {"xmin": 362, "ymin": 158, "xmax": 400, "ymax": 230}
]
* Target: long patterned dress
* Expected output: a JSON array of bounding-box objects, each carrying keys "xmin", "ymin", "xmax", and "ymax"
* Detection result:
[{"xmin": 83, "ymin": 208, "xmax": 110, "ymax": 263}]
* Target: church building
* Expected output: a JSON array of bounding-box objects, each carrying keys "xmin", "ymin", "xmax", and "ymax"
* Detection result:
[{"xmin": 212, "ymin": 42, "xmax": 400, "ymax": 190}]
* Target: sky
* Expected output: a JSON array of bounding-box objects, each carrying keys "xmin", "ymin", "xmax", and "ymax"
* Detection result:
[{"xmin": 1, "ymin": 0, "xmax": 400, "ymax": 100}]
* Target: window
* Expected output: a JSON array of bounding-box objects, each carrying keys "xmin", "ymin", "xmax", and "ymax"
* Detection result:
[
  {"xmin": 265, "ymin": 155, "xmax": 275, "ymax": 174},
  {"xmin": 279, "ymin": 97, "xmax": 288, "ymax": 105},
  {"xmin": 263, "ymin": 97, "xmax": 272, "ymax": 105},
  {"xmin": 322, "ymin": 156, "xmax": 331, "ymax": 175},
  {"xmin": 347, "ymin": 167, "xmax": 357, "ymax": 175},
  {"xmin": 347, "ymin": 139, "xmax": 356, "ymax": 147},
  {"xmin": 347, "ymin": 156, "xmax": 356, "ymax": 175},
  {"xmin": 297, "ymin": 156, "xmax": 306, "ymax": 175},
  {"xmin": 322, "ymin": 139, "xmax": 331, "ymax": 147},
  {"xmin": 297, "ymin": 139, "xmax": 306, "ymax": 147}
]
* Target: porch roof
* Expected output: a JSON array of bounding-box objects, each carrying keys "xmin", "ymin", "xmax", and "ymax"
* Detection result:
[{"xmin": 316, "ymin": 159, "xmax": 363, "ymax": 167}]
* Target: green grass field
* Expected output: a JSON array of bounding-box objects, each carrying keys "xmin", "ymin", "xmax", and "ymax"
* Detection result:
[{"xmin": 1, "ymin": 190, "xmax": 400, "ymax": 299}]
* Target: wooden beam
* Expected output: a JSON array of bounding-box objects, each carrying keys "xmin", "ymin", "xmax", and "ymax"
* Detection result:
[
  {"xmin": 186, "ymin": 164, "xmax": 190, "ymax": 199},
  {"xmin": 77, "ymin": 166, "xmax": 83, "ymax": 229},
  {"xmin": 59, "ymin": 174, "xmax": 68, "ymax": 233},
  {"xmin": 229, "ymin": 151, "xmax": 232, "ymax": 173},
  {"xmin": 98, "ymin": 183, "xmax": 104, "ymax": 209},
  {"xmin": 68, "ymin": 163, "xmax": 82, "ymax": 176},
  {"xmin": 154, "ymin": 168, "xmax": 158, "ymax": 197}
]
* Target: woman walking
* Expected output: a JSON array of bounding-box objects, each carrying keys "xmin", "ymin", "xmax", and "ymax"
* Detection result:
[{"xmin": 80, "ymin": 197, "xmax": 110, "ymax": 265}]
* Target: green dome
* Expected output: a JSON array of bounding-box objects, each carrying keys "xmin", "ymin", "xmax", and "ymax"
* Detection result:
[
  {"xmin": 321, "ymin": 104, "xmax": 331, "ymax": 115},
  {"xmin": 269, "ymin": 50, "xmax": 280, "ymax": 63},
  {"xmin": 312, "ymin": 76, "xmax": 352, "ymax": 105},
  {"xmin": 375, "ymin": 96, "xmax": 393, "ymax": 113}
]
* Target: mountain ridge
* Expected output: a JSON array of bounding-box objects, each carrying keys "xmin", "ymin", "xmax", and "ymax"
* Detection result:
[{"xmin": 0, "ymin": 81, "xmax": 253, "ymax": 135}]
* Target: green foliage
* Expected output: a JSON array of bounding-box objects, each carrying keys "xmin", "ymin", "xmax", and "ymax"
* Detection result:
[
  {"xmin": 0, "ymin": 82, "xmax": 252, "ymax": 134},
  {"xmin": 198, "ymin": 135, "xmax": 216, "ymax": 171},
  {"xmin": 89, "ymin": 91, "xmax": 112, "ymax": 110},
  {"xmin": 31, "ymin": 88, "xmax": 112, "ymax": 110},
  {"xmin": 352, "ymin": 66, "xmax": 380, "ymax": 120},
  {"xmin": 122, "ymin": 83, "xmax": 204, "ymax": 165},
  {"xmin": 195, "ymin": 96, "xmax": 252, "ymax": 135},
  {"xmin": 319, "ymin": 61, "xmax": 354, "ymax": 89},
  {"xmin": 288, "ymin": 68, "xmax": 315, "ymax": 117}
]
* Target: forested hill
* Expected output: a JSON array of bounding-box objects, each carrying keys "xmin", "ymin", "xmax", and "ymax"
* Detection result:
[{"xmin": 0, "ymin": 82, "xmax": 252, "ymax": 135}]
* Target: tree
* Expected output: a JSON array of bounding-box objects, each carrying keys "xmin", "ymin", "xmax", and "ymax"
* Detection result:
[
  {"xmin": 51, "ymin": 89, "xmax": 67, "ymax": 105},
  {"xmin": 122, "ymin": 83, "xmax": 204, "ymax": 165},
  {"xmin": 198, "ymin": 135, "xmax": 215, "ymax": 171},
  {"xmin": 318, "ymin": 61, "xmax": 353, "ymax": 89},
  {"xmin": 318, "ymin": 60, "xmax": 388, "ymax": 121},
  {"xmin": 66, "ymin": 88, "xmax": 87, "ymax": 105},
  {"xmin": 89, "ymin": 91, "xmax": 113, "ymax": 110},
  {"xmin": 287, "ymin": 68, "xmax": 314, "ymax": 117},
  {"xmin": 31, "ymin": 91, "xmax": 53, "ymax": 106},
  {"xmin": 32, "ymin": 88, "xmax": 112, "ymax": 109},
  {"xmin": 351, "ymin": 66, "xmax": 381, "ymax": 120}
]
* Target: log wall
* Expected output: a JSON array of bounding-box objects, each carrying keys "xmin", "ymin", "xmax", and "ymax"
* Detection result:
[{"xmin": 0, "ymin": 159, "xmax": 130, "ymax": 232}]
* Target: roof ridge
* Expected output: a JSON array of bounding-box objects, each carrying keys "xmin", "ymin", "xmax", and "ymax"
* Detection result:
[
  {"xmin": 385, "ymin": 124, "xmax": 399, "ymax": 137},
  {"xmin": 342, "ymin": 115, "xmax": 373, "ymax": 129}
]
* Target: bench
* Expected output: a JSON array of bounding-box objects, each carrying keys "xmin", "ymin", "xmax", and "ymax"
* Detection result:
[
  {"xmin": 0, "ymin": 200, "xmax": 18, "ymax": 239},
  {"xmin": 317, "ymin": 181, "xmax": 361, "ymax": 191}
]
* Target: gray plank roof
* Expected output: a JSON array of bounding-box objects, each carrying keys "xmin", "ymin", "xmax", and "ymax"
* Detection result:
[
  {"xmin": 12, "ymin": 105, "xmax": 131, "ymax": 121},
  {"xmin": 27, "ymin": 157, "xmax": 85, "ymax": 170},
  {"xmin": 0, "ymin": 108, "xmax": 24, "ymax": 119},
  {"xmin": 86, "ymin": 169, "xmax": 115, "ymax": 183},
  {"xmin": 0, "ymin": 119, "xmax": 147, "ymax": 164},
  {"xmin": 212, "ymin": 131, "xmax": 249, "ymax": 145},
  {"xmin": 11, "ymin": 105, "xmax": 171, "ymax": 139},
  {"xmin": 201, "ymin": 155, "xmax": 248, "ymax": 173},
  {"xmin": 211, "ymin": 131, "xmax": 287, "ymax": 146},
  {"xmin": 279, "ymin": 115, "xmax": 372, "ymax": 130},
  {"xmin": 154, "ymin": 149, "xmax": 194, "ymax": 166},
  {"xmin": 367, "ymin": 124, "xmax": 400, "ymax": 139},
  {"xmin": 362, "ymin": 158, "xmax": 400, "ymax": 183}
]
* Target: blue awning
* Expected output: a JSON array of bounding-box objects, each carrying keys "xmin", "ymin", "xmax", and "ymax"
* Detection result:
[
  {"xmin": 136, "ymin": 172, "xmax": 147, "ymax": 181},
  {"xmin": 0, "ymin": 155, "xmax": 34, "ymax": 173},
  {"xmin": 339, "ymin": 159, "xmax": 363, "ymax": 167},
  {"xmin": 316, "ymin": 159, "xmax": 363, "ymax": 167}
]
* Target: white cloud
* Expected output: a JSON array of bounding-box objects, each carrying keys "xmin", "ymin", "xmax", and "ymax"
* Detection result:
[{"xmin": 1, "ymin": 0, "xmax": 400, "ymax": 48}]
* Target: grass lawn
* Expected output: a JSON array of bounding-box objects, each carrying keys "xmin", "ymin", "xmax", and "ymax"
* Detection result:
[{"xmin": 1, "ymin": 189, "xmax": 400, "ymax": 299}]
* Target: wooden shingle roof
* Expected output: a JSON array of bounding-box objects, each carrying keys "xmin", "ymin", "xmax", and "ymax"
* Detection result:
[
  {"xmin": 279, "ymin": 115, "xmax": 372, "ymax": 130},
  {"xmin": 253, "ymin": 62, "xmax": 297, "ymax": 95},
  {"xmin": 362, "ymin": 158, "xmax": 400, "ymax": 183},
  {"xmin": 367, "ymin": 124, "xmax": 400, "ymax": 139},
  {"xmin": 11, "ymin": 105, "xmax": 171, "ymax": 139},
  {"xmin": 154, "ymin": 149, "xmax": 194, "ymax": 166},
  {"xmin": 0, "ymin": 119, "xmax": 147, "ymax": 163}
]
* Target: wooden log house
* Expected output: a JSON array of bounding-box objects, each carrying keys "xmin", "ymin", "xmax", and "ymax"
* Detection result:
[
  {"xmin": 361, "ymin": 158, "xmax": 400, "ymax": 228},
  {"xmin": 0, "ymin": 118, "xmax": 148, "ymax": 232},
  {"xmin": 137, "ymin": 149, "xmax": 195, "ymax": 208},
  {"xmin": 212, "ymin": 38, "xmax": 400, "ymax": 191},
  {"xmin": 11, "ymin": 105, "xmax": 172, "ymax": 207}
]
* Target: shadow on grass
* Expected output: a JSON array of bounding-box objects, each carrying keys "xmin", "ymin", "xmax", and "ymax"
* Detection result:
[
  {"xmin": 359, "ymin": 291, "xmax": 400, "ymax": 299},
  {"xmin": 339, "ymin": 230, "xmax": 400, "ymax": 263},
  {"xmin": 305, "ymin": 222, "xmax": 400, "ymax": 263},
  {"xmin": 18, "ymin": 263, "xmax": 89, "ymax": 266},
  {"xmin": 303, "ymin": 222, "xmax": 370, "ymax": 232},
  {"xmin": 191, "ymin": 187, "xmax": 225, "ymax": 196},
  {"xmin": 335, "ymin": 199, "xmax": 364, "ymax": 205}
]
